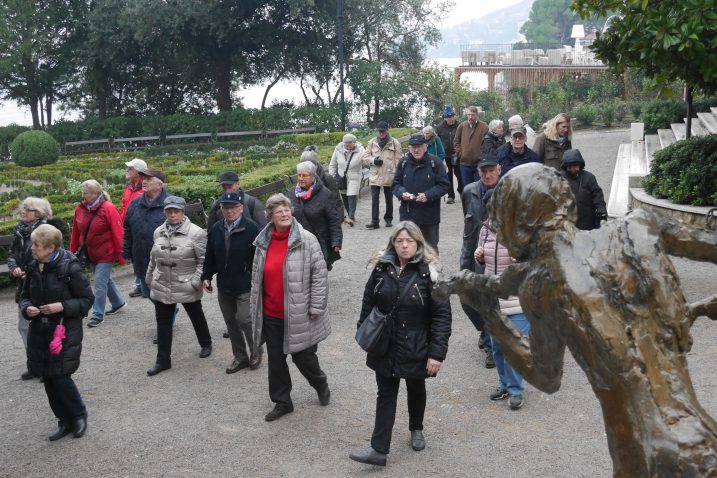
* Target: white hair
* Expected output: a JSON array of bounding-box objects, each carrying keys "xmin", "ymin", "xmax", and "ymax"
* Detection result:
[{"xmin": 296, "ymin": 161, "xmax": 317, "ymax": 176}]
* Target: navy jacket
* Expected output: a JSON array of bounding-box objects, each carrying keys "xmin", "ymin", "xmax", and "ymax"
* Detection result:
[
  {"xmin": 497, "ymin": 145, "xmax": 540, "ymax": 176},
  {"xmin": 392, "ymin": 153, "xmax": 451, "ymax": 225},
  {"xmin": 122, "ymin": 189, "xmax": 168, "ymax": 278},
  {"xmin": 202, "ymin": 217, "xmax": 259, "ymax": 297}
]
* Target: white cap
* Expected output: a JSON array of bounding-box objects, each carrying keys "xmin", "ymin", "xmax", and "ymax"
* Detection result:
[{"xmin": 125, "ymin": 158, "xmax": 148, "ymax": 173}]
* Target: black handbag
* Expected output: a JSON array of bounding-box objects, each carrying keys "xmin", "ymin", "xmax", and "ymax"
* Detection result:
[
  {"xmin": 355, "ymin": 271, "xmax": 418, "ymax": 355},
  {"xmin": 333, "ymin": 152, "xmax": 353, "ymax": 190},
  {"xmin": 76, "ymin": 206, "xmax": 100, "ymax": 271}
]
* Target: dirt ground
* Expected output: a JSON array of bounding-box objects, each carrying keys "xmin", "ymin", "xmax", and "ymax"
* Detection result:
[{"xmin": 2, "ymin": 128, "xmax": 716, "ymax": 477}]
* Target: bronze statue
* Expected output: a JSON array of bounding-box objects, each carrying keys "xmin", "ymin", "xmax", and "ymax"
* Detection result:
[{"xmin": 435, "ymin": 164, "xmax": 717, "ymax": 477}]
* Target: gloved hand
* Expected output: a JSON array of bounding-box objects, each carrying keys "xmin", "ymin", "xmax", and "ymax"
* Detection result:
[{"xmin": 373, "ymin": 157, "xmax": 383, "ymax": 166}]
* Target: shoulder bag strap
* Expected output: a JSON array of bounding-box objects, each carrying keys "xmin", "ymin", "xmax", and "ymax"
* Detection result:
[
  {"xmin": 342, "ymin": 152, "xmax": 353, "ymax": 177},
  {"xmin": 81, "ymin": 205, "xmax": 101, "ymax": 246},
  {"xmin": 388, "ymin": 270, "xmax": 419, "ymax": 316}
]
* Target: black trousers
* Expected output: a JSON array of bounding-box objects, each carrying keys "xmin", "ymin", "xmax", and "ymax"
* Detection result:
[
  {"xmin": 418, "ymin": 223, "xmax": 440, "ymax": 254},
  {"xmin": 154, "ymin": 300, "xmax": 212, "ymax": 367},
  {"xmin": 446, "ymin": 157, "xmax": 463, "ymax": 199},
  {"xmin": 371, "ymin": 372, "xmax": 426, "ymax": 454},
  {"xmin": 263, "ymin": 315, "xmax": 327, "ymax": 408},
  {"xmin": 370, "ymin": 186, "xmax": 393, "ymax": 225},
  {"xmin": 44, "ymin": 374, "xmax": 86, "ymax": 425}
]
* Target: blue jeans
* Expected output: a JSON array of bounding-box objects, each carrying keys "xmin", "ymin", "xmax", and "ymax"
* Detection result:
[
  {"xmin": 91, "ymin": 262, "xmax": 125, "ymax": 320},
  {"xmin": 491, "ymin": 313, "xmax": 530, "ymax": 396},
  {"xmin": 459, "ymin": 164, "xmax": 479, "ymax": 187}
]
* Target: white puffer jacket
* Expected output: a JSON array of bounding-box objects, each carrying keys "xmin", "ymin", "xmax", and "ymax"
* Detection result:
[
  {"xmin": 329, "ymin": 142, "xmax": 365, "ymax": 195},
  {"xmin": 250, "ymin": 219, "xmax": 330, "ymax": 354},
  {"xmin": 146, "ymin": 218, "xmax": 206, "ymax": 304},
  {"xmin": 479, "ymin": 222, "xmax": 523, "ymax": 316}
]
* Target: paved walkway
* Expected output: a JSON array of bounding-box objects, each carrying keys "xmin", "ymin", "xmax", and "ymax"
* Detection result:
[{"xmin": 2, "ymin": 128, "xmax": 716, "ymax": 477}]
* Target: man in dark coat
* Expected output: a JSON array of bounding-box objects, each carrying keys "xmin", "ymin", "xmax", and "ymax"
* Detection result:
[
  {"xmin": 436, "ymin": 106, "xmax": 463, "ymax": 203},
  {"xmin": 460, "ymin": 157, "xmax": 502, "ymax": 368},
  {"xmin": 202, "ymin": 191, "xmax": 262, "ymax": 374},
  {"xmin": 560, "ymin": 149, "xmax": 607, "ymax": 230},
  {"xmin": 496, "ymin": 126, "xmax": 540, "ymax": 176},
  {"xmin": 122, "ymin": 169, "xmax": 168, "ymax": 298},
  {"xmin": 290, "ymin": 161, "xmax": 343, "ymax": 271},
  {"xmin": 392, "ymin": 134, "xmax": 451, "ymax": 252},
  {"xmin": 206, "ymin": 172, "xmax": 267, "ymax": 231}
]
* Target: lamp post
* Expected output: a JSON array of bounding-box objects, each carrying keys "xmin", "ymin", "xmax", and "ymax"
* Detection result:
[{"xmin": 337, "ymin": 0, "xmax": 346, "ymax": 131}]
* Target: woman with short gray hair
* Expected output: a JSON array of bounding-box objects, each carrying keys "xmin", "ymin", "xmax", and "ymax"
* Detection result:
[
  {"xmin": 423, "ymin": 125, "xmax": 445, "ymax": 163},
  {"xmin": 289, "ymin": 162, "xmax": 343, "ymax": 270},
  {"xmin": 481, "ymin": 119, "xmax": 506, "ymax": 163},
  {"xmin": 329, "ymin": 134, "xmax": 365, "ymax": 226},
  {"xmin": 8, "ymin": 197, "xmax": 55, "ymax": 380}
]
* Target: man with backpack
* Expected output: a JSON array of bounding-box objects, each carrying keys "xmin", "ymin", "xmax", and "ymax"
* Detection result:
[
  {"xmin": 391, "ymin": 134, "xmax": 450, "ymax": 252},
  {"xmin": 206, "ymin": 172, "xmax": 267, "ymax": 231}
]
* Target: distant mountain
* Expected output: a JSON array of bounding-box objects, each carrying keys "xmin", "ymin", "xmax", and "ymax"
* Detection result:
[{"xmin": 428, "ymin": 0, "xmax": 534, "ymax": 58}]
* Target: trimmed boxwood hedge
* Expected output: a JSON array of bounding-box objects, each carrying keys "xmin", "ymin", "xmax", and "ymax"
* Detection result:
[
  {"xmin": 10, "ymin": 130, "xmax": 60, "ymax": 166},
  {"xmin": 643, "ymin": 135, "xmax": 717, "ymax": 206}
]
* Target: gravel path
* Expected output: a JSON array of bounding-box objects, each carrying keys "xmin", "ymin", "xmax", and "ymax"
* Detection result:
[{"xmin": 2, "ymin": 128, "xmax": 716, "ymax": 477}]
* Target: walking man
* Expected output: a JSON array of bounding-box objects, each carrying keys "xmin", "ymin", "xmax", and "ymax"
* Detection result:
[
  {"xmin": 202, "ymin": 192, "xmax": 263, "ymax": 373},
  {"xmin": 436, "ymin": 106, "xmax": 463, "ymax": 203},
  {"xmin": 454, "ymin": 106, "xmax": 489, "ymax": 187},
  {"xmin": 362, "ymin": 121, "xmax": 403, "ymax": 229},
  {"xmin": 206, "ymin": 172, "xmax": 267, "ymax": 230}
]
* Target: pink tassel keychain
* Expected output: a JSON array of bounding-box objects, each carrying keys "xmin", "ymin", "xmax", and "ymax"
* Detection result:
[{"xmin": 49, "ymin": 319, "xmax": 66, "ymax": 355}]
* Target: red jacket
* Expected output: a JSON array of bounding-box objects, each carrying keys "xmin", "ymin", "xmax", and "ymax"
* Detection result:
[
  {"xmin": 70, "ymin": 197, "xmax": 126, "ymax": 265},
  {"xmin": 120, "ymin": 180, "xmax": 143, "ymax": 221}
]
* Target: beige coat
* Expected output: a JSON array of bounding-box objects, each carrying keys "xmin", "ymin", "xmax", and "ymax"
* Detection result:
[
  {"xmin": 454, "ymin": 120, "xmax": 489, "ymax": 166},
  {"xmin": 361, "ymin": 136, "xmax": 403, "ymax": 187},
  {"xmin": 329, "ymin": 142, "xmax": 365, "ymax": 195},
  {"xmin": 146, "ymin": 218, "xmax": 206, "ymax": 304},
  {"xmin": 250, "ymin": 219, "xmax": 330, "ymax": 354}
]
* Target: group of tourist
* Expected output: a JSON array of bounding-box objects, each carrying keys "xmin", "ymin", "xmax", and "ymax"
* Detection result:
[{"xmin": 8, "ymin": 107, "xmax": 608, "ymax": 468}]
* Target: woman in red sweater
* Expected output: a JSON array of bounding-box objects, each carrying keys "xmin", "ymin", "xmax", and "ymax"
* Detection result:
[
  {"xmin": 70, "ymin": 180, "xmax": 126, "ymax": 327},
  {"xmin": 250, "ymin": 193, "xmax": 331, "ymax": 422}
]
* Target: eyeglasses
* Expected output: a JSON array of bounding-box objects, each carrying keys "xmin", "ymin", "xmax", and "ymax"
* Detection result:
[{"xmin": 297, "ymin": 174, "xmax": 312, "ymax": 179}]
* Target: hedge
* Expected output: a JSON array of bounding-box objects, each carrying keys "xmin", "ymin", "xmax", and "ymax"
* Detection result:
[
  {"xmin": 10, "ymin": 130, "xmax": 60, "ymax": 166},
  {"xmin": 642, "ymin": 135, "xmax": 717, "ymax": 206}
]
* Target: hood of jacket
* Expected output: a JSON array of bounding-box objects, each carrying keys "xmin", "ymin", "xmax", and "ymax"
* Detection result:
[{"xmin": 560, "ymin": 149, "xmax": 585, "ymax": 170}]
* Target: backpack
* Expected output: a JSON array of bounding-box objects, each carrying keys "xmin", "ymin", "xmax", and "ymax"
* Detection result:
[{"xmin": 400, "ymin": 154, "xmax": 440, "ymax": 175}]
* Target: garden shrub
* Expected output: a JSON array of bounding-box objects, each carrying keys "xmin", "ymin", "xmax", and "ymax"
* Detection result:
[
  {"xmin": 639, "ymin": 99, "xmax": 684, "ymax": 131},
  {"xmin": 642, "ymin": 135, "xmax": 717, "ymax": 206},
  {"xmin": 0, "ymin": 124, "xmax": 30, "ymax": 159},
  {"xmin": 572, "ymin": 103, "xmax": 597, "ymax": 127},
  {"xmin": 598, "ymin": 100, "xmax": 625, "ymax": 127},
  {"xmin": 10, "ymin": 130, "xmax": 60, "ymax": 166}
]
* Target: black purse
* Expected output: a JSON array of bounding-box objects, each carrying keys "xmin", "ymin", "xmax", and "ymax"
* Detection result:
[
  {"xmin": 76, "ymin": 207, "xmax": 99, "ymax": 271},
  {"xmin": 356, "ymin": 271, "xmax": 418, "ymax": 355},
  {"xmin": 333, "ymin": 152, "xmax": 353, "ymax": 190}
]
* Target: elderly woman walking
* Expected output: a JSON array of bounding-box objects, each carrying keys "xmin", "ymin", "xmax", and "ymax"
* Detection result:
[
  {"xmin": 329, "ymin": 134, "xmax": 365, "ymax": 226},
  {"xmin": 20, "ymin": 224, "xmax": 94, "ymax": 440},
  {"xmin": 350, "ymin": 221, "xmax": 451, "ymax": 466},
  {"xmin": 290, "ymin": 161, "xmax": 343, "ymax": 270},
  {"xmin": 70, "ymin": 180, "xmax": 126, "ymax": 328},
  {"xmin": 145, "ymin": 196, "xmax": 212, "ymax": 376},
  {"xmin": 8, "ymin": 197, "xmax": 55, "ymax": 380},
  {"xmin": 423, "ymin": 126, "xmax": 445, "ymax": 163},
  {"xmin": 250, "ymin": 193, "xmax": 331, "ymax": 422},
  {"xmin": 481, "ymin": 119, "xmax": 506, "ymax": 162}
]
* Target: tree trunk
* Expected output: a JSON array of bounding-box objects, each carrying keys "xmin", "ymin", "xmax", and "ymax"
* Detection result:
[
  {"xmin": 30, "ymin": 96, "xmax": 41, "ymax": 130},
  {"xmin": 45, "ymin": 93, "xmax": 53, "ymax": 127},
  {"xmin": 261, "ymin": 72, "xmax": 284, "ymax": 110},
  {"xmin": 39, "ymin": 96, "xmax": 45, "ymax": 129},
  {"xmin": 685, "ymin": 85, "xmax": 693, "ymax": 140},
  {"xmin": 211, "ymin": 52, "xmax": 233, "ymax": 112}
]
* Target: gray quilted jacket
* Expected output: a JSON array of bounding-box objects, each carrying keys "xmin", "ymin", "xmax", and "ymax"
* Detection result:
[
  {"xmin": 250, "ymin": 218, "xmax": 330, "ymax": 354},
  {"xmin": 146, "ymin": 218, "xmax": 207, "ymax": 304}
]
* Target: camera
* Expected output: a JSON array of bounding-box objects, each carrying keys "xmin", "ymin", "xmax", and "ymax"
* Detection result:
[
  {"xmin": 373, "ymin": 157, "xmax": 383, "ymax": 166},
  {"xmin": 407, "ymin": 193, "xmax": 416, "ymax": 201}
]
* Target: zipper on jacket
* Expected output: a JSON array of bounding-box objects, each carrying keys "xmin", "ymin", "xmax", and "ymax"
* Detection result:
[
  {"xmin": 413, "ymin": 283, "xmax": 424, "ymax": 306},
  {"xmin": 373, "ymin": 277, "xmax": 384, "ymax": 295}
]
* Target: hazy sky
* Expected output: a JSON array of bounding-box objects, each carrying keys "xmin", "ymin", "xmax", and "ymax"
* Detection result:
[{"xmin": 0, "ymin": 0, "xmax": 528, "ymax": 126}]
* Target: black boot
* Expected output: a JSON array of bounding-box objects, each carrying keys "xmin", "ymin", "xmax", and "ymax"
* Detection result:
[
  {"xmin": 147, "ymin": 363, "xmax": 171, "ymax": 376},
  {"xmin": 349, "ymin": 446, "xmax": 387, "ymax": 466},
  {"xmin": 73, "ymin": 416, "xmax": 87, "ymax": 438}
]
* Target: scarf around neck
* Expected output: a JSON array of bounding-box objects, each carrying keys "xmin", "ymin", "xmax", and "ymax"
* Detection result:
[{"xmin": 295, "ymin": 179, "xmax": 317, "ymax": 201}]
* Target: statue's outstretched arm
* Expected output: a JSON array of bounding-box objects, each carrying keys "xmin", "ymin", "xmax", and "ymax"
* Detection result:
[
  {"xmin": 650, "ymin": 212, "xmax": 717, "ymax": 263},
  {"xmin": 689, "ymin": 294, "xmax": 717, "ymax": 324},
  {"xmin": 435, "ymin": 267, "xmax": 565, "ymax": 394}
]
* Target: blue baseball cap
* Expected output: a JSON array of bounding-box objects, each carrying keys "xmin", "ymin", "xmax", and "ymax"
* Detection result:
[{"xmin": 219, "ymin": 192, "xmax": 243, "ymax": 204}]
